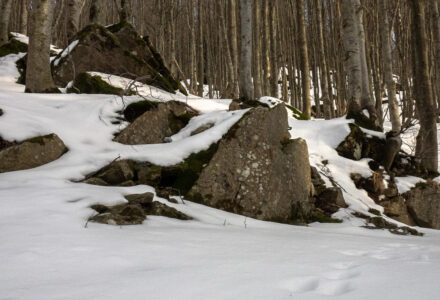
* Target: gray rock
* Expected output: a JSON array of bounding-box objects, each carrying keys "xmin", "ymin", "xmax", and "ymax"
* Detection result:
[
  {"xmin": 91, "ymin": 160, "xmax": 135, "ymax": 185},
  {"xmin": 403, "ymin": 181, "xmax": 440, "ymax": 229},
  {"xmin": 52, "ymin": 23, "xmax": 186, "ymax": 95},
  {"xmin": 187, "ymin": 104, "xmax": 314, "ymax": 223},
  {"xmin": 114, "ymin": 101, "xmax": 191, "ymax": 145},
  {"xmin": 0, "ymin": 133, "xmax": 67, "ymax": 173},
  {"xmin": 124, "ymin": 192, "xmax": 154, "ymax": 205}
]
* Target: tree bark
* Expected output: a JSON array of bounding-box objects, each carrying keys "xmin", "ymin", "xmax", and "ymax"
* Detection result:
[
  {"xmin": 297, "ymin": 0, "xmax": 311, "ymax": 119},
  {"xmin": 25, "ymin": 0, "xmax": 58, "ymax": 93},
  {"xmin": 66, "ymin": 0, "xmax": 83, "ymax": 42},
  {"xmin": 239, "ymin": 0, "xmax": 254, "ymax": 100},
  {"xmin": 411, "ymin": 0, "xmax": 438, "ymax": 170},
  {"xmin": 341, "ymin": 0, "xmax": 363, "ymax": 114},
  {"xmin": 19, "ymin": 0, "xmax": 28, "ymax": 35},
  {"xmin": 380, "ymin": 0, "xmax": 401, "ymax": 133},
  {"xmin": 90, "ymin": 0, "xmax": 106, "ymax": 25},
  {"xmin": 0, "ymin": 0, "xmax": 13, "ymax": 46}
]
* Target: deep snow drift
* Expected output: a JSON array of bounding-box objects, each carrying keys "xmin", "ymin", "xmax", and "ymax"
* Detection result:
[{"xmin": 1, "ymin": 52, "xmax": 440, "ymax": 300}]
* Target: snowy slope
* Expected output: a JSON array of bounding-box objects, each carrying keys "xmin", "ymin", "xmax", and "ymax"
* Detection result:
[{"xmin": 1, "ymin": 53, "xmax": 440, "ymax": 300}]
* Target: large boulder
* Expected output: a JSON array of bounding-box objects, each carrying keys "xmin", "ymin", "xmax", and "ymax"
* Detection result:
[
  {"xmin": 114, "ymin": 100, "xmax": 194, "ymax": 145},
  {"xmin": 402, "ymin": 181, "xmax": 440, "ymax": 229},
  {"xmin": 0, "ymin": 134, "xmax": 67, "ymax": 173},
  {"xmin": 187, "ymin": 104, "xmax": 315, "ymax": 223},
  {"xmin": 51, "ymin": 22, "xmax": 186, "ymax": 95}
]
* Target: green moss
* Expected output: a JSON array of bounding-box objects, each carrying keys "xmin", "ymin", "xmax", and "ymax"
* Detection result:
[
  {"xmin": 124, "ymin": 100, "xmax": 158, "ymax": 122},
  {"xmin": 285, "ymin": 104, "xmax": 308, "ymax": 120},
  {"xmin": 368, "ymin": 208, "xmax": 381, "ymax": 216},
  {"xmin": 160, "ymin": 143, "xmax": 219, "ymax": 195},
  {"xmin": 24, "ymin": 134, "xmax": 55, "ymax": 146},
  {"xmin": 68, "ymin": 73, "xmax": 123, "ymax": 95},
  {"xmin": 415, "ymin": 182, "xmax": 429, "ymax": 190},
  {"xmin": 0, "ymin": 38, "xmax": 28, "ymax": 57}
]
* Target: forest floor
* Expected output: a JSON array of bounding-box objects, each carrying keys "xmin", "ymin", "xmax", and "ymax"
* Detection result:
[{"xmin": 1, "ymin": 53, "xmax": 440, "ymax": 300}]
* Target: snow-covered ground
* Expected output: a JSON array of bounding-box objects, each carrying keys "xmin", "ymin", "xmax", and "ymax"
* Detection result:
[{"xmin": 1, "ymin": 53, "xmax": 440, "ymax": 300}]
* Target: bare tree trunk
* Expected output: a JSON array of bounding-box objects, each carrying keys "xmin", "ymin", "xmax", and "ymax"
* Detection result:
[
  {"xmin": 239, "ymin": 0, "xmax": 254, "ymax": 100},
  {"xmin": 120, "ymin": 0, "xmax": 131, "ymax": 23},
  {"xmin": 19, "ymin": 0, "xmax": 28, "ymax": 35},
  {"xmin": 411, "ymin": 0, "xmax": 438, "ymax": 170},
  {"xmin": 380, "ymin": 0, "xmax": 401, "ymax": 133},
  {"xmin": 0, "ymin": 0, "xmax": 13, "ymax": 46},
  {"xmin": 341, "ymin": 0, "xmax": 363, "ymax": 114},
  {"xmin": 197, "ymin": 0, "xmax": 204, "ymax": 96},
  {"xmin": 66, "ymin": 0, "xmax": 83, "ymax": 42},
  {"xmin": 90, "ymin": 0, "xmax": 106, "ymax": 25},
  {"xmin": 230, "ymin": 0, "xmax": 239, "ymax": 98},
  {"xmin": 25, "ymin": 0, "xmax": 58, "ymax": 93},
  {"xmin": 297, "ymin": 0, "xmax": 311, "ymax": 118},
  {"xmin": 316, "ymin": 0, "xmax": 331, "ymax": 119},
  {"xmin": 253, "ymin": 0, "xmax": 263, "ymax": 99},
  {"xmin": 431, "ymin": 0, "xmax": 440, "ymax": 115}
]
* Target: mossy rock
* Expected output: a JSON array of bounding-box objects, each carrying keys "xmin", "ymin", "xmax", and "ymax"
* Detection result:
[
  {"xmin": 160, "ymin": 143, "xmax": 219, "ymax": 195},
  {"xmin": 346, "ymin": 111, "xmax": 382, "ymax": 132},
  {"xmin": 0, "ymin": 37, "xmax": 28, "ymax": 57},
  {"xmin": 67, "ymin": 73, "xmax": 124, "ymax": 95},
  {"xmin": 123, "ymin": 100, "xmax": 158, "ymax": 122},
  {"xmin": 285, "ymin": 104, "xmax": 308, "ymax": 120}
]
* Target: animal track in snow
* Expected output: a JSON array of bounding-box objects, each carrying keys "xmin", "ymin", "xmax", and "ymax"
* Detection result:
[{"xmin": 281, "ymin": 273, "xmax": 355, "ymax": 296}]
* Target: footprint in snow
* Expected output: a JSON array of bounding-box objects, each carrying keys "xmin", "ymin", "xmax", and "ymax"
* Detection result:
[{"xmin": 281, "ymin": 275, "xmax": 354, "ymax": 296}]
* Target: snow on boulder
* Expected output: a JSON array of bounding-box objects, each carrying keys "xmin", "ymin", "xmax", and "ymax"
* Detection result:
[
  {"xmin": 187, "ymin": 104, "xmax": 316, "ymax": 224},
  {"xmin": 0, "ymin": 133, "xmax": 67, "ymax": 173},
  {"xmin": 51, "ymin": 22, "xmax": 187, "ymax": 95},
  {"xmin": 114, "ymin": 100, "xmax": 197, "ymax": 145}
]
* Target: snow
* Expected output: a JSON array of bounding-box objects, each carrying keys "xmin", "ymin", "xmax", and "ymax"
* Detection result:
[
  {"xmin": 53, "ymin": 40, "xmax": 79, "ymax": 66},
  {"xmin": 1, "ymin": 53, "xmax": 440, "ymax": 300},
  {"xmin": 395, "ymin": 176, "xmax": 426, "ymax": 194}
]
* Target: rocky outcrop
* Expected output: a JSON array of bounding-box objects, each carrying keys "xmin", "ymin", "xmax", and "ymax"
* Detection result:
[
  {"xmin": 402, "ymin": 181, "xmax": 440, "ymax": 229},
  {"xmin": 186, "ymin": 104, "xmax": 315, "ymax": 223},
  {"xmin": 0, "ymin": 134, "xmax": 67, "ymax": 173},
  {"xmin": 89, "ymin": 192, "xmax": 191, "ymax": 225},
  {"xmin": 84, "ymin": 104, "xmax": 340, "ymax": 224},
  {"xmin": 311, "ymin": 166, "xmax": 347, "ymax": 217},
  {"xmin": 114, "ymin": 100, "xmax": 195, "ymax": 145},
  {"xmin": 51, "ymin": 22, "xmax": 186, "ymax": 95}
]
